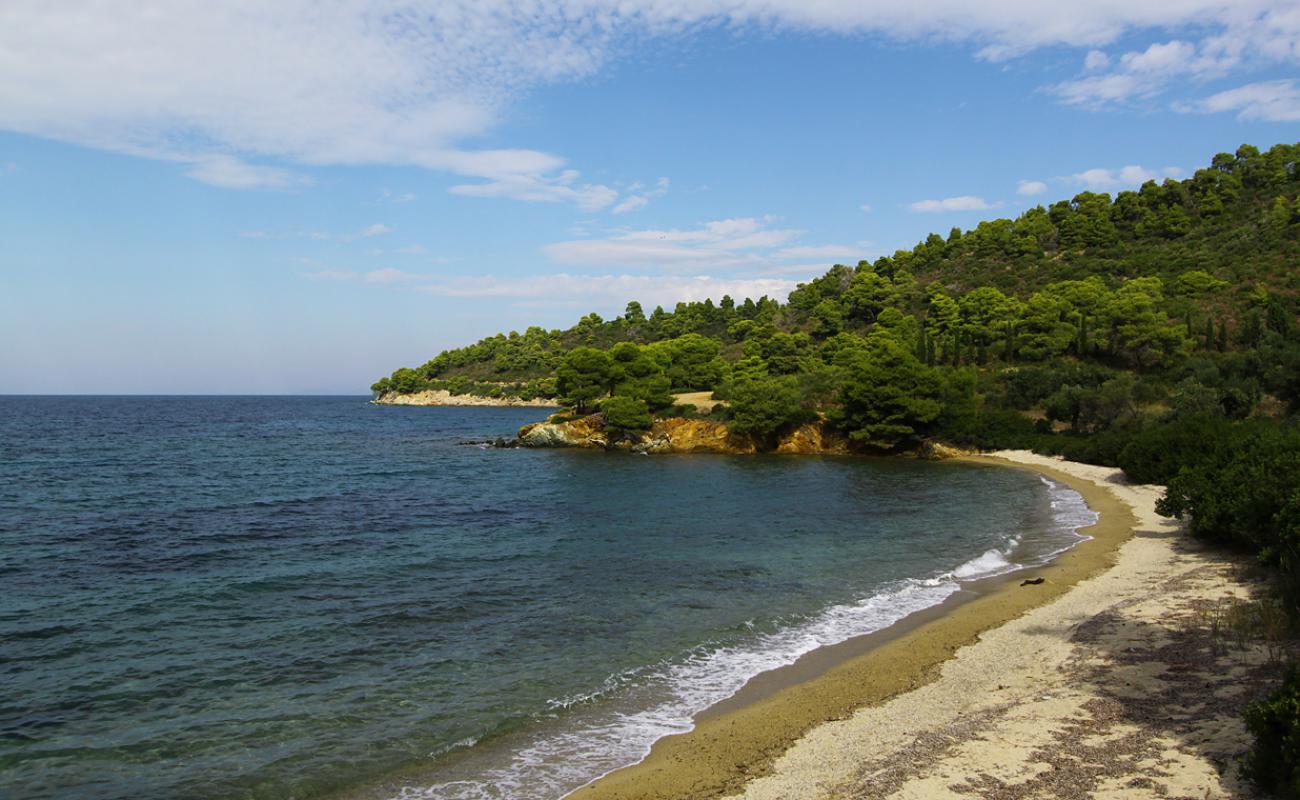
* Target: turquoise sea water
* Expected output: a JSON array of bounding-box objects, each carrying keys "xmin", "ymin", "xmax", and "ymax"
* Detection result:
[{"xmin": 0, "ymin": 397, "xmax": 1094, "ymax": 800}]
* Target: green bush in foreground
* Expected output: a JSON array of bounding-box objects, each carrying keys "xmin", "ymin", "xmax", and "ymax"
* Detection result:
[{"xmin": 1244, "ymin": 665, "xmax": 1300, "ymax": 799}]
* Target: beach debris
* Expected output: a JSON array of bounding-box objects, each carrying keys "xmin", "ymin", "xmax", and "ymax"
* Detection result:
[{"xmin": 1021, "ymin": 577, "xmax": 1046, "ymax": 586}]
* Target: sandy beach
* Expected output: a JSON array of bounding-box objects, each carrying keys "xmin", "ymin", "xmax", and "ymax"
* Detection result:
[{"xmin": 573, "ymin": 451, "xmax": 1279, "ymax": 800}]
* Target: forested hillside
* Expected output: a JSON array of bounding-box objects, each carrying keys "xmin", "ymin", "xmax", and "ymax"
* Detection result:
[{"xmin": 374, "ymin": 141, "xmax": 1300, "ymax": 449}]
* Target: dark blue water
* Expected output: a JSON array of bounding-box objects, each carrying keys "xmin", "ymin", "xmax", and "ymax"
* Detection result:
[{"xmin": 0, "ymin": 397, "xmax": 1093, "ymax": 800}]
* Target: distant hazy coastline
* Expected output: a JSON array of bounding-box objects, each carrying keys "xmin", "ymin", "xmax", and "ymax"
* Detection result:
[{"xmin": 371, "ymin": 389, "xmax": 558, "ymax": 408}]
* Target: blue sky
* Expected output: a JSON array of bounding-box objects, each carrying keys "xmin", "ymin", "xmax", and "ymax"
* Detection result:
[{"xmin": 2, "ymin": 3, "xmax": 1299, "ymax": 393}]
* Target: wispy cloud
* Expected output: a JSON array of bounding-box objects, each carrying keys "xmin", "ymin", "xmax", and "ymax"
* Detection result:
[
  {"xmin": 1049, "ymin": 9, "xmax": 1300, "ymax": 111},
  {"xmin": 908, "ymin": 196, "xmax": 996, "ymax": 213},
  {"xmin": 541, "ymin": 216, "xmax": 869, "ymax": 276},
  {"xmin": 373, "ymin": 189, "xmax": 418, "ymax": 204},
  {"xmin": 1016, "ymin": 180, "xmax": 1048, "ymax": 196},
  {"xmin": 612, "ymin": 177, "xmax": 671, "ymax": 215},
  {"xmin": 1070, "ymin": 165, "xmax": 1182, "ymax": 191},
  {"xmin": 1178, "ymin": 79, "xmax": 1300, "ymax": 122},
  {"xmin": 773, "ymin": 244, "xmax": 863, "ymax": 261},
  {"xmin": 449, "ymin": 168, "xmax": 620, "ymax": 212},
  {"xmin": 859, "ymin": 203, "xmax": 874, "ymax": 213},
  {"xmin": 416, "ymin": 273, "xmax": 800, "ymax": 306},
  {"xmin": 544, "ymin": 217, "xmax": 797, "ymax": 270},
  {"xmin": 184, "ymin": 155, "xmax": 307, "ymax": 190},
  {"xmin": 2, "ymin": 2, "xmax": 1289, "ymax": 205},
  {"xmin": 360, "ymin": 223, "xmax": 394, "ymax": 237}
]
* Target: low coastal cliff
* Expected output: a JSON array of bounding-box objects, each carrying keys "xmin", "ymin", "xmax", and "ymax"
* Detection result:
[
  {"xmin": 372, "ymin": 390, "xmax": 557, "ymax": 408},
  {"xmin": 517, "ymin": 414, "xmax": 861, "ymax": 455}
]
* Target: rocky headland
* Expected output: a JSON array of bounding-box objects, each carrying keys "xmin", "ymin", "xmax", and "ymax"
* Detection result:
[{"xmin": 516, "ymin": 413, "xmax": 860, "ymax": 455}]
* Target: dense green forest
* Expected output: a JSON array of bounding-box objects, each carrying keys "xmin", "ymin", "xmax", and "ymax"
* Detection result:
[
  {"xmin": 374, "ymin": 141, "xmax": 1300, "ymax": 454},
  {"xmin": 376, "ymin": 142, "xmax": 1300, "ymax": 794}
]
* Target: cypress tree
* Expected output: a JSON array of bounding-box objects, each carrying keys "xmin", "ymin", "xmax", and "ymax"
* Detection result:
[
  {"xmin": 1217, "ymin": 318, "xmax": 1229, "ymax": 351},
  {"xmin": 1204, "ymin": 316, "xmax": 1215, "ymax": 350}
]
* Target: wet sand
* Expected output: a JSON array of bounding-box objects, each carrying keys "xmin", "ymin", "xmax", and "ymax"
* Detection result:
[{"xmin": 571, "ymin": 451, "xmax": 1273, "ymax": 800}]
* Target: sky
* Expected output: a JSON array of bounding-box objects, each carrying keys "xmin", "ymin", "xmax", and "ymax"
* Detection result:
[{"xmin": 2, "ymin": 2, "xmax": 1299, "ymax": 394}]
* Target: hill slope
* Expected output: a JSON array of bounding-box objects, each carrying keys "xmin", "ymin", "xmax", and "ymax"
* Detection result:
[{"xmin": 373, "ymin": 142, "xmax": 1299, "ymax": 448}]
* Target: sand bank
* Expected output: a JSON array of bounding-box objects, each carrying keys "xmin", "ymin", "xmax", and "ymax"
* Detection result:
[{"xmin": 572, "ymin": 451, "xmax": 1276, "ymax": 800}]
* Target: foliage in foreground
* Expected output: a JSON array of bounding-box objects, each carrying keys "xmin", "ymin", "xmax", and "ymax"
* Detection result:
[
  {"xmin": 1156, "ymin": 422, "xmax": 1300, "ymax": 615},
  {"xmin": 1244, "ymin": 665, "xmax": 1300, "ymax": 799}
]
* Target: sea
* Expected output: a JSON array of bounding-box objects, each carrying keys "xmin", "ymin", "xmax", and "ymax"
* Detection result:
[{"xmin": 0, "ymin": 396, "xmax": 1096, "ymax": 800}]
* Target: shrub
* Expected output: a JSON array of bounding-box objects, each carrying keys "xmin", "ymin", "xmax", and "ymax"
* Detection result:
[
  {"xmin": 1116, "ymin": 415, "xmax": 1234, "ymax": 484},
  {"xmin": 1244, "ymin": 665, "xmax": 1300, "ymax": 799},
  {"xmin": 727, "ymin": 375, "xmax": 816, "ymax": 443},
  {"xmin": 600, "ymin": 396, "xmax": 652, "ymax": 432},
  {"xmin": 933, "ymin": 407, "xmax": 1040, "ymax": 451}
]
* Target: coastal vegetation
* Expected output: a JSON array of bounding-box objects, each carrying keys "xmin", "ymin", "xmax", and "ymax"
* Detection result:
[{"xmin": 376, "ymin": 142, "xmax": 1300, "ymax": 793}]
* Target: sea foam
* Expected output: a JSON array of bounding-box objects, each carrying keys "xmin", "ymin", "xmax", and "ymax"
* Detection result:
[{"xmin": 394, "ymin": 476, "xmax": 1098, "ymax": 800}]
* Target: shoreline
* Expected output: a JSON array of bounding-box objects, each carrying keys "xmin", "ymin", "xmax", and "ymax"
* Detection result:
[
  {"xmin": 371, "ymin": 389, "xmax": 558, "ymax": 408},
  {"xmin": 569, "ymin": 451, "xmax": 1269, "ymax": 800}
]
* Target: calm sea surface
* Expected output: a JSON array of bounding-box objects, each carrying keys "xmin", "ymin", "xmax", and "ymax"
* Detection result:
[{"xmin": 0, "ymin": 397, "xmax": 1094, "ymax": 800}]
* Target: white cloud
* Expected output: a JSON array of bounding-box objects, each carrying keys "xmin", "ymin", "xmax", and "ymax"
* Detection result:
[
  {"xmin": 908, "ymin": 196, "xmax": 996, "ymax": 213},
  {"xmin": 611, "ymin": 178, "xmax": 670, "ymax": 215},
  {"xmin": 859, "ymin": 203, "xmax": 874, "ymax": 213},
  {"xmin": 1050, "ymin": 8, "xmax": 1300, "ymax": 109},
  {"xmin": 1182, "ymin": 79, "xmax": 1300, "ymax": 121},
  {"xmin": 774, "ymin": 244, "xmax": 863, "ymax": 261},
  {"xmin": 374, "ymin": 189, "xmax": 417, "ymax": 204},
  {"xmin": 184, "ymin": 155, "xmax": 306, "ymax": 189},
  {"xmin": 417, "ymin": 273, "xmax": 800, "ymax": 306},
  {"xmin": 1070, "ymin": 165, "xmax": 1171, "ymax": 190},
  {"xmin": 1016, "ymin": 180, "xmax": 1048, "ymax": 196},
  {"xmin": 612, "ymin": 195, "xmax": 649, "ymax": 215},
  {"xmin": 542, "ymin": 216, "xmax": 866, "ymax": 273},
  {"xmin": 1084, "ymin": 50, "xmax": 1111, "ymax": 71},
  {"xmin": 2, "ymin": 1, "xmax": 1290, "ymax": 202},
  {"xmin": 449, "ymin": 169, "xmax": 619, "ymax": 211},
  {"xmin": 360, "ymin": 223, "xmax": 395, "ymax": 237}
]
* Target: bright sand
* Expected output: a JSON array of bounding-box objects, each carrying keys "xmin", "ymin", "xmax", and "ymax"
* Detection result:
[{"xmin": 571, "ymin": 450, "xmax": 1277, "ymax": 800}]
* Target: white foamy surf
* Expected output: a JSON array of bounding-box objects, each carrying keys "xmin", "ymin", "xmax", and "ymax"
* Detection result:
[{"xmin": 391, "ymin": 476, "xmax": 1098, "ymax": 800}]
